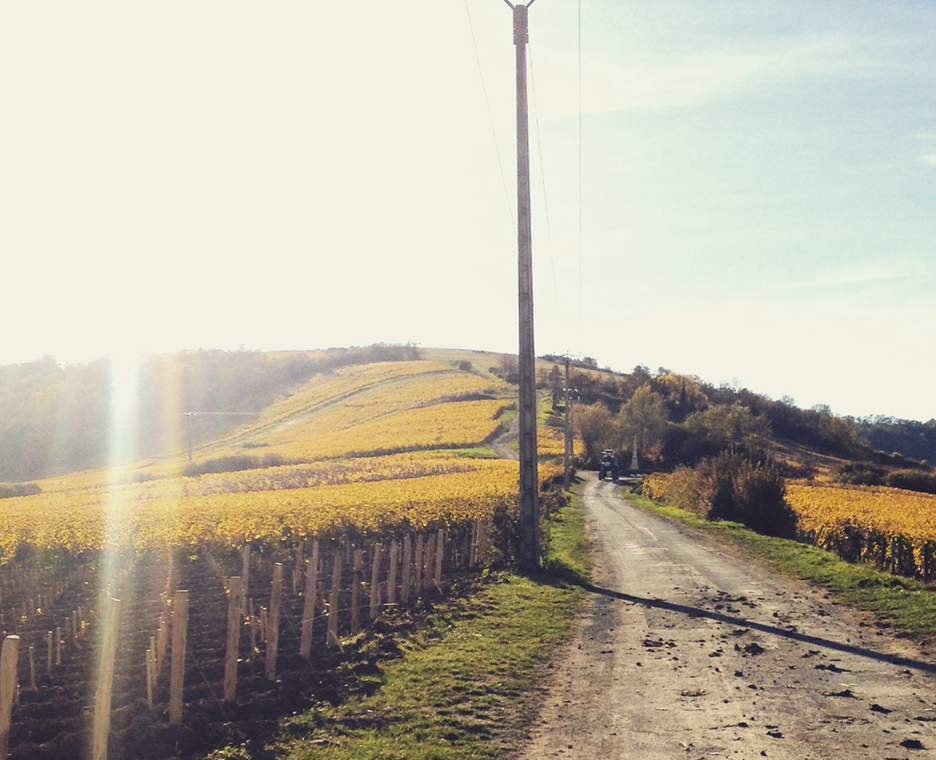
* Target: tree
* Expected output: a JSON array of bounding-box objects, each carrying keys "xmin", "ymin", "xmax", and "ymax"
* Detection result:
[
  {"xmin": 684, "ymin": 402, "xmax": 771, "ymax": 446},
  {"xmin": 652, "ymin": 372, "xmax": 709, "ymax": 422},
  {"xmin": 619, "ymin": 384, "xmax": 670, "ymax": 463},
  {"xmin": 574, "ymin": 403, "xmax": 618, "ymax": 466}
]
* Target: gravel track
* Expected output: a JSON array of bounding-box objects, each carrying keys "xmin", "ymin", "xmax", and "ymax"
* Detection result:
[{"xmin": 520, "ymin": 472, "xmax": 936, "ymax": 759}]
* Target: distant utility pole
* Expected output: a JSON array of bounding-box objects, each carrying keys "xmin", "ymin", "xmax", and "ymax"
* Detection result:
[
  {"xmin": 505, "ymin": 0, "xmax": 539, "ymax": 570},
  {"xmin": 563, "ymin": 356, "xmax": 572, "ymax": 489},
  {"xmin": 183, "ymin": 411, "xmax": 260, "ymax": 464}
]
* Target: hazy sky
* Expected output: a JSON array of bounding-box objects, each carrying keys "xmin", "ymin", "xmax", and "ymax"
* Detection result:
[{"xmin": 2, "ymin": 1, "xmax": 934, "ymax": 421}]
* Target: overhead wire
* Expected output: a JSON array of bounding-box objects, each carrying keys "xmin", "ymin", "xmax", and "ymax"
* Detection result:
[
  {"xmin": 527, "ymin": 39, "xmax": 562, "ymax": 320},
  {"xmin": 577, "ymin": 0, "xmax": 583, "ymax": 354},
  {"xmin": 464, "ymin": 0, "xmax": 516, "ymax": 237}
]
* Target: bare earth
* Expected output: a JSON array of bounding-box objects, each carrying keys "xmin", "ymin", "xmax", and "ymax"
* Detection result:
[{"xmin": 520, "ymin": 473, "xmax": 936, "ymax": 759}]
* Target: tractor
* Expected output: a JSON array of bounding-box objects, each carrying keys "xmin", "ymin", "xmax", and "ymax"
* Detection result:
[{"xmin": 598, "ymin": 449, "xmax": 619, "ymax": 481}]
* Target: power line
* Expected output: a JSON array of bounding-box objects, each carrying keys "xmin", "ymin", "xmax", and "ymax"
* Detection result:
[
  {"xmin": 577, "ymin": 0, "xmax": 583, "ymax": 354},
  {"xmin": 527, "ymin": 39, "xmax": 561, "ymax": 320},
  {"xmin": 464, "ymin": 0, "xmax": 516, "ymax": 236}
]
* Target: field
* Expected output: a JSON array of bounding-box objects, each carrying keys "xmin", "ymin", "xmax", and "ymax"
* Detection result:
[
  {"xmin": 788, "ymin": 481, "xmax": 936, "ymax": 581},
  {"xmin": 644, "ymin": 467, "xmax": 936, "ymax": 583},
  {"xmin": 0, "ymin": 357, "xmax": 562, "ymax": 760}
]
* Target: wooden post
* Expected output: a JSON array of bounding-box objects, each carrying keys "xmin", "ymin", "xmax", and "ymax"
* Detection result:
[
  {"xmin": 224, "ymin": 577, "xmax": 243, "ymax": 702},
  {"xmin": 248, "ymin": 599, "xmax": 256, "ymax": 662},
  {"xmin": 300, "ymin": 541, "xmax": 319, "ymax": 660},
  {"xmin": 156, "ymin": 616, "xmax": 167, "ymax": 675},
  {"xmin": 241, "ymin": 544, "xmax": 250, "ymax": 615},
  {"xmin": 0, "ymin": 635, "xmax": 19, "ymax": 760},
  {"xmin": 169, "ymin": 590, "xmax": 189, "ymax": 726},
  {"xmin": 434, "ymin": 529, "xmax": 444, "ymax": 589},
  {"xmin": 401, "ymin": 534, "xmax": 412, "ymax": 604},
  {"xmin": 265, "ymin": 564, "xmax": 282, "ymax": 681},
  {"xmin": 512, "ymin": 0, "xmax": 540, "ymax": 572},
  {"xmin": 369, "ymin": 544, "xmax": 383, "ymax": 621},
  {"xmin": 350, "ymin": 550, "xmax": 363, "ymax": 635},
  {"xmin": 55, "ymin": 627, "xmax": 61, "ymax": 666},
  {"xmin": 148, "ymin": 636, "xmax": 157, "ymax": 685},
  {"xmin": 327, "ymin": 551, "xmax": 342, "ymax": 647},
  {"xmin": 28, "ymin": 645, "xmax": 36, "ymax": 690},
  {"xmin": 387, "ymin": 541, "xmax": 399, "ymax": 607},
  {"xmin": 166, "ymin": 550, "xmax": 176, "ymax": 598},
  {"xmin": 422, "ymin": 533, "xmax": 434, "ymax": 592},
  {"xmin": 145, "ymin": 648, "xmax": 154, "ymax": 709},
  {"xmin": 92, "ymin": 598, "xmax": 120, "ymax": 760},
  {"xmin": 293, "ymin": 544, "xmax": 304, "ymax": 595},
  {"xmin": 46, "ymin": 631, "xmax": 52, "ymax": 674},
  {"xmin": 413, "ymin": 534, "xmax": 424, "ymax": 597}
]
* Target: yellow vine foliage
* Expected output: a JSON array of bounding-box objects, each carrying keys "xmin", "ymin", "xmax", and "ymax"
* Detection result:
[
  {"xmin": 0, "ymin": 462, "xmax": 523, "ymax": 557},
  {"xmin": 788, "ymin": 483, "xmax": 936, "ymax": 542},
  {"xmin": 0, "ymin": 358, "xmax": 547, "ymax": 560},
  {"xmin": 537, "ymin": 426, "xmax": 585, "ymax": 458}
]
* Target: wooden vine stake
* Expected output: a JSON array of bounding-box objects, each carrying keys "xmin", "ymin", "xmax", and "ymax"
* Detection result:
[
  {"xmin": 169, "ymin": 591, "xmax": 189, "ymax": 726},
  {"xmin": 46, "ymin": 631, "xmax": 52, "ymax": 674},
  {"xmin": 387, "ymin": 541, "xmax": 399, "ymax": 607},
  {"xmin": 265, "ymin": 564, "xmax": 283, "ymax": 681},
  {"xmin": 224, "ymin": 576, "xmax": 243, "ymax": 702},
  {"xmin": 248, "ymin": 600, "xmax": 256, "ymax": 662},
  {"xmin": 369, "ymin": 544, "xmax": 383, "ymax": 621},
  {"xmin": 326, "ymin": 552, "xmax": 342, "ymax": 647},
  {"xmin": 145, "ymin": 648, "xmax": 154, "ymax": 708},
  {"xmin": 156, "ymin": 616, "xmax": 167, "ymax": 675},
  {"xmin": 401, "ymin": 534, "xmax": 412, "ymax": 604},
  {"xmin": 241, "ymin": 544, "xmax": 250, "ymax": 615},
  {"xmin": 413, "ymin": 534, "xmax": 424, "ymax": 596},
  {"xmin": 300, "ymin": 541, "xmax": 319, "ymax": 660},
  {"xmin": 293, "ymin": 544, "xmax": 304, "ymax": 595},
  {"xmin": 28, "ymin": 646, "xmax": 36, "ymax": 691},
  {"xmin": 423, "ymin": 533, "xmax": 436, "ymax": 589},
  {"xmin": 434, "ymin": 530, "xmax": 444, "ymax": 590},
  {"xmin": 0, "ymin": 635, "xmax": 19, "ymax": 760},
  {"xmin": 350, "ymin": 550, "xmax": 363, "ymax": 635},
  {"xmin": 92, "ymin": 597, "xmax": 121, "ymax": 760}
]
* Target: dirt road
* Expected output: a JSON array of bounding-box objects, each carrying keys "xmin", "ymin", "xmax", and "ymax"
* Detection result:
[{"xmin": 521, "ymin": 473, "xmax": 936, "ymax": 759}]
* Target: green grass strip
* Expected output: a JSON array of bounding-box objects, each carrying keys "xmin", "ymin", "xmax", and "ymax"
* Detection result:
[
  {"xmin": 265, "ymin": 494, "xmax": 589, "ymax": 760},
  {"xmin": 625, "ymin": 491, "xmax": 936, "ymax": 643}
]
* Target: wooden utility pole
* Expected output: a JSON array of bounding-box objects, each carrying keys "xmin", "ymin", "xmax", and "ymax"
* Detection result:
[
  {"xmin": 507, "ymin": 0, "xmax": 539, "ymax": 571},
  {"xmin": 563, "ymin": 356, "xmax": 571, "ymax": 489}
]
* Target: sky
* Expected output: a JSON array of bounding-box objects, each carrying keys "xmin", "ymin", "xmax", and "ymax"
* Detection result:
[{"xmin": 1, "ymin": 1, "xmax": 934, "ymax": 422}]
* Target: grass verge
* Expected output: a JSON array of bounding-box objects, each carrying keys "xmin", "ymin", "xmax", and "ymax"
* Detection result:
[
  {"xmin": 625, "ymin": 490, "xmax": 936, "ymax": 645},
  {"xmin": 260, "ymin": 492, "xmax": 589, "ymax": 760}
]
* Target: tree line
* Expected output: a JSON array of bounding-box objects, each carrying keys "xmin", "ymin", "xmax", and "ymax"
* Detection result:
[
  {"xmin": 0, "ymin": 344, "xmax": 420, "ymax": 484},
  {"xmin": 535, "ymin": 361, "xmax": 935, "ymax": 481}
]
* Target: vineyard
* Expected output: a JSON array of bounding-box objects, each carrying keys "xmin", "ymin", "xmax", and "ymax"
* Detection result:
[
  {"xmin": 643, "ymin": 471, "xmax": 936, "ymax": 583},
  {"xmin": 0, "ymin": 358, "xmax": 561, "ymax": 760},
  {"xmin": 788, "ymin": 482, "xmax": 936, "ymax": 581}
]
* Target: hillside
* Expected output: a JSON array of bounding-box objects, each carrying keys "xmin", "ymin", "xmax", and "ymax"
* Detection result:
[
  {"xmin": 2, "ymin": 345, "xmax": 932, "ymax": 493},
  {"xmin": 528, "ymin": 357, "xmax": 936, "ymax": 492},
  {"xmin": 0, "ymin": 349, "xmax": 577, "ymax": 760},
  {"xmin": 0, "ymin": 344, "xmax": 421, "ymax": 482}
]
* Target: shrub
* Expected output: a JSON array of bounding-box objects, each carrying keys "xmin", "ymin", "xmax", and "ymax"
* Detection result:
[
  {"xmin": 0, "ymin": 482, "xmax": 41, "ymax": 499},
  {"xmin": 183, "ymin": 454, "xmax": 285, "ymax": 477},
  {"xmin": 885, "ymin": 468, "xmax": 936, "ymax": 495},
  {"xmin": 646, "ymin": 450, "xmax": 797, "ymax": 539},
  {"xmin": 694, "ymin": 450, "xmax": 797, "ymax": 538},
  {"xmin": 829, "ymin": 462, "xmax": 886, "ymax": 487}
]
